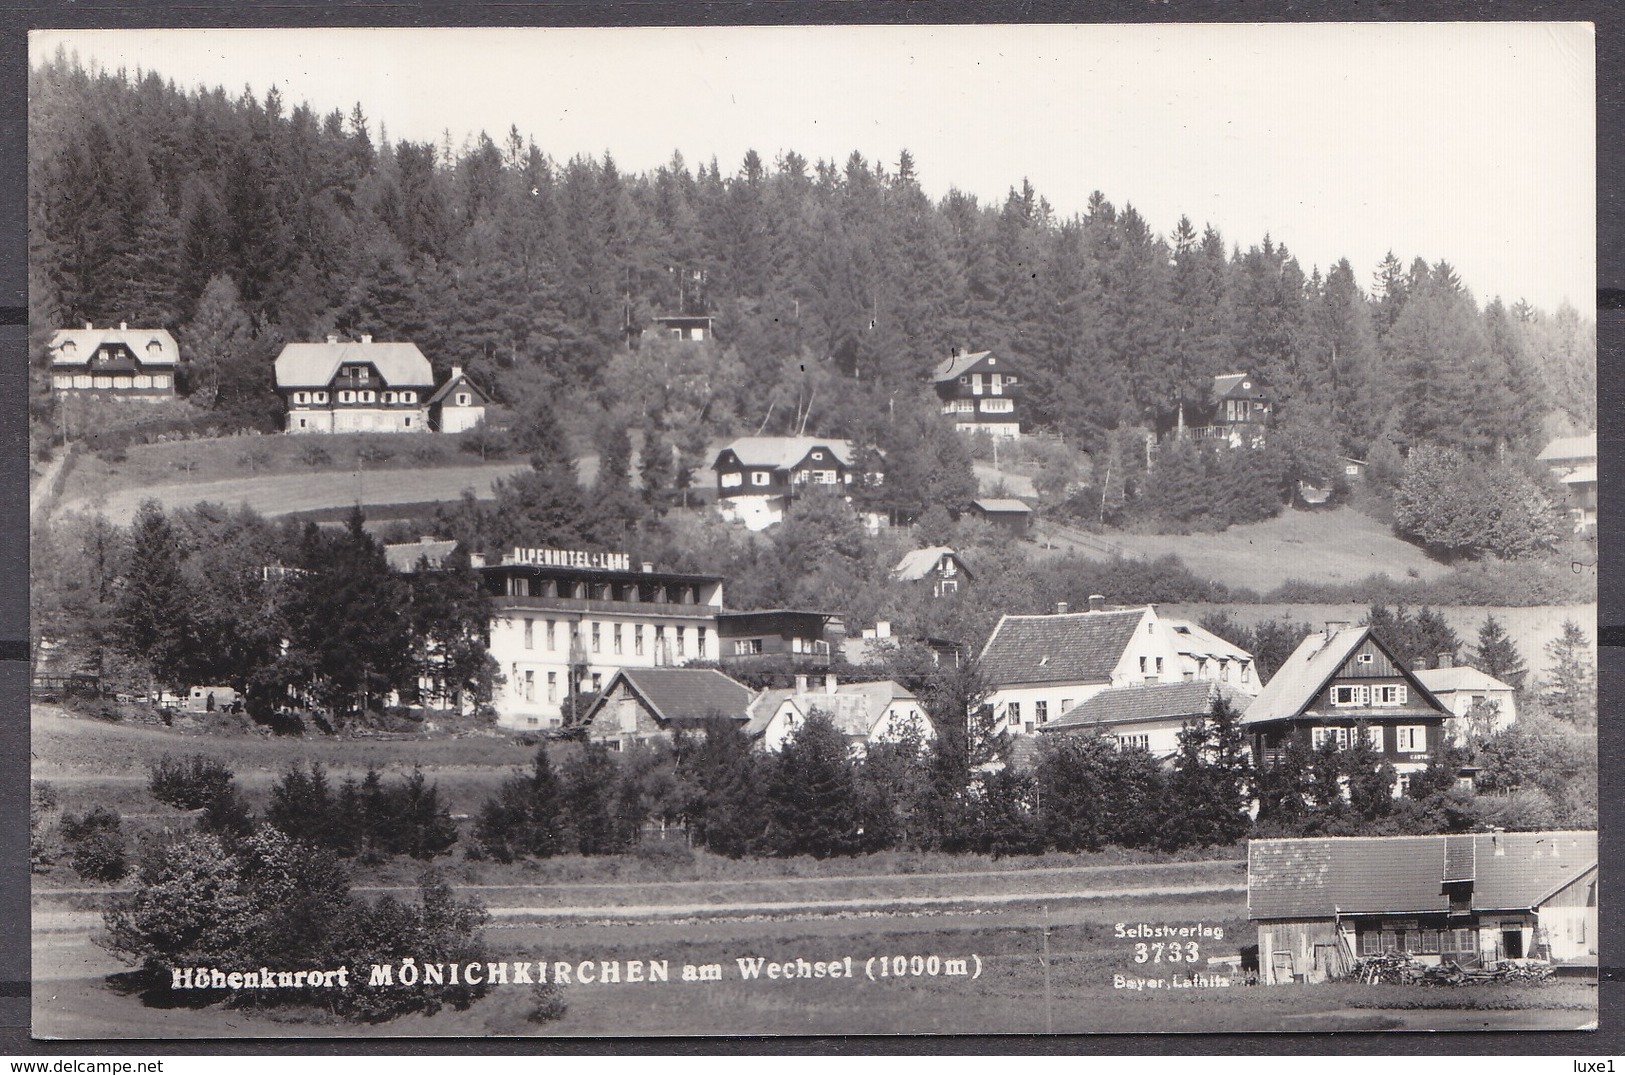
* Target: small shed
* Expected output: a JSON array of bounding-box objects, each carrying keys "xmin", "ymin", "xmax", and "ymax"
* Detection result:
[
  {"xmin": 971, "ymin": 498, "xmax": 1033, "ymax": 535},
  {"xmin": 427, "ymin": 366, "xmax": 489, "ymax": 434},
  {"xmin": 185, "ymin": 685, "xmax": 239, "ymax": 713}
]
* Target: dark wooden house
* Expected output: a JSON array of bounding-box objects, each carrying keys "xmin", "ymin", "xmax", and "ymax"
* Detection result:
[
  {"xmin": 970, "ymin": 498, "xmax": 1033, "ymax": 535},
  {"xmin": 1250, "ymin": 831, "xmax": 1597, "ymax": 985},
  {"xmin": 715, "ymin": 609, "xmax": 840, "ymax": 670},
  {"xmin": 711, "ymin": 436, "xmax": 879, "ymax": 530},
  {"xmin": 931, "ymin": 350, "xmax": 1022, "ymax": 438},
  {"xmin": 1241, "ymin": 623, "xmax": 1451, "ymax": 791}
]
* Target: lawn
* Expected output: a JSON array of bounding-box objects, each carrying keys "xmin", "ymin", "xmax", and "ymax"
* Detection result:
[{"xmin": 1037, "ymin": 506, "xmax": 1452, "ymax": 592}]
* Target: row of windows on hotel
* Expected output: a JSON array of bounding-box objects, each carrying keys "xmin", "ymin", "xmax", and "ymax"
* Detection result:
[
  {"xmin": 291, "ymin": 389, "xmax": 420, "ymax": 405},
  {"xmin": 53, "ymin": 374, "xmax": 171, "ymax": 390},
  {"xmin": 503, "ymin": 577, "xmax": 708, "ymax": 604},
  {"xmin": 718, "ymin": 469, "xmax": 853, "ymax": 489},
  {"xmin": 520, "ymin": 617, "xmax": 709, "ymax": 659}
]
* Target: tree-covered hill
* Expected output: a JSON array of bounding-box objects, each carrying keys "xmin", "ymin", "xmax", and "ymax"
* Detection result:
[{"xmin": 29, "ymin": 52, "xmax": 1594, "ymax": 460}]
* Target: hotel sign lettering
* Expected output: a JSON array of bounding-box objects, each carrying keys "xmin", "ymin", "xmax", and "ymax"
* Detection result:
[{"xmin": 510, "ymin": 547, "xmax": 632, "ymax": 571}]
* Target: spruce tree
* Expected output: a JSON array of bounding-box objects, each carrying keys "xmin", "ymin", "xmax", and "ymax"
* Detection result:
[
  {"xmin": 1473, "ymin": 615, "xmax": 1528, "ymax": 690},
  {"xmin": 1541, "ymin": 620, "xmax": 1596, "ymax": 727},
  {"xmin": 763, "ymin": 710, "xmax": 861, "ymax": 858}
]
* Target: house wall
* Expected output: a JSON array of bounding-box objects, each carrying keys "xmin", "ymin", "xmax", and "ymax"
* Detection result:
[
  {"xmin": 437, "ymin": 403, "xmax": 486, "ymax": 434},
  {"xmin": 1257, "ymin": 918, "xmax": 1347, "ymax": 985},
  {"xmin": 489, "ymin": 607, "xmax": 718, "ymax": 730},
  {"xmin": 286, "ymin": 405, "xmax": 428, "ymax": 434},
  {"xmin": 585, "ymin": 680, "xmax": 669, "ymax": 750},
  {"xmin": 716, "ymin": 494, "xmax": 787, "ymax": 531},
  {"xmin": 1538, "ymin": 867, "xmax": 1598, "ymax": 962},
  {"xmin": 52, "ymin": 368, "xmax": 176, "ymax": 399},
  {"xmin": 987, "ymin": 682, "xmax": 1110, "ymax": 735}
]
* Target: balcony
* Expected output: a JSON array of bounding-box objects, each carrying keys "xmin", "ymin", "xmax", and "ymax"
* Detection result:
[{"xmin": 492, "ymin": 594, "xmax": 718, "ymax": 620}]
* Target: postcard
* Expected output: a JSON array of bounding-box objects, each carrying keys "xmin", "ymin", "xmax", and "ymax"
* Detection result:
[{"xmin": 27, "ymin": 22, "xmax": 1597, "ymax": 1038}]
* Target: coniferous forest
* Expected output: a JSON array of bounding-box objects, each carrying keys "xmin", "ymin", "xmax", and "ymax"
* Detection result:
[{"xmin": 29, "ymin": 53, "xmax": 1595, "ymax": 467}]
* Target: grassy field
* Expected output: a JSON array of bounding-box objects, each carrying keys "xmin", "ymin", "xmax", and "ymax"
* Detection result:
[{"xmin": 1038, "ymin": 506, "xmax": 1452, "ymax": 591}]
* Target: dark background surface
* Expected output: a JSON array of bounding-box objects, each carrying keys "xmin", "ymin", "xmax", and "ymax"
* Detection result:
[{"xmin": 0, "ymin": 0, "xmax": 1618, "ymax": 1057}]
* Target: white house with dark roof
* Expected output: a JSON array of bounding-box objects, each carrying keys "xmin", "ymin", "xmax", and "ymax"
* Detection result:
[
  {"xmin": 1042, "ymin": 680, "xmax": 1253, "ymax": 761},
  {"xmin": 891, "ymin": 546, "xmax": 973, "ymax": 597},
  {"xmin": 1414, "ymin": 662, "xmax": 1518, "ymax": 741},
  {"xmin": 48, "ymin": 323, "xmax": 178, "ymax": 400},
  {"xmin": 275, "ymin": 334, "xmax": 436, "ymax": 433},
  {"xmin": 976, "ymin": 598, "xmax": 1256, "ymax": 736},
  {"xmin": 1249, "ymin": 831, "xmax": 1597, "ymax": 985},
  {"xmin": 931, "ymin": 350, "xmax": 1022, "ymax": 437},
  {"xmin": 426, "ymin": 366, "xmax": 489, "ymax": 433},
  {"xmin": 1537, "ymin": 432, "xmax": 1596, "ymax": 532},
  {"xmin": 743, "ymin": 676, "xmax": 931, "ymax": 755},
  {"xmin": 382, "ymin": 536, "xmax": 460, "ymax": 574},
  {"xmin": 711, "ymin": 436, "xmax": 880, "ymax": 530}
]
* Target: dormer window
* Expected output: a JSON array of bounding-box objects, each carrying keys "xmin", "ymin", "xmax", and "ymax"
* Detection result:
[
  {"xmin": 313, "ymin": 391, "xmax": 328, "ymax": 404},
  {"xmin": 812, "ymin": 451, "xmax": 824, "ymax": 461},
  {"xmin": 356, "ymin": 368, "xmax": 370, "ymax": 383},
  {"xmin": 60, "ymin": 340, "xmax": 76, "ymax": 354},
  {"xmin": 147, "ymin": 340, "xmax": 162, "ymax": 355},
  {"xmin": 382, "ymin": 391, "xmax": 396, "ymax": 404},
  {"xmin": 402, "ymin": 391, "xmax": 416, "ymax": 404}
]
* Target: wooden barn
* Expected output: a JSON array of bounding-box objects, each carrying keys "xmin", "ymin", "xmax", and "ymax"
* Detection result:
[{"xmin": 1249, "ymin": 830, "xmax": 1597, "ymax": 985}]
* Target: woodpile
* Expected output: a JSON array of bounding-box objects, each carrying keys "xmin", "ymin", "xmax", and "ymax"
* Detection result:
[{"xmin": 1351, "ymin": 955, "xmax": 1555, "ymax": 986}]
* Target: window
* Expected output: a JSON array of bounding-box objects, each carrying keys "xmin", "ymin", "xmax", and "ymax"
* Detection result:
[
  {"xmin": 751, "ymin": 471, "xmax": 771, "ymax": 486},
  {"xmin": 1241, "ymin": 663, "xmax": 1251, "ymax": 684},
  {"xmin": 1311, "ymin": 727, "xmax": 1351, "ymax": 751},
  {"xmin": 733, "ymin": 638, "xmax": 762, "ymax": 656},
  {"xmin": 591, "ymin": 623, "xmax": 601, "ymax": 653},
  {"xmin": 940, "ymin": 579, "xmax": 958, "ymax": 594},
  {"xmin": 73, "ymin": 374, "xmax": 91, "ymax": 388},
  {"xmin": 357, "ymin": 368, "xmax": 370, "ymax": 383},
  {"xmin": 655, "ymin": 627, "xmax": 666, "ymax": 663},
  {"xmin": 314, "ymin": 391, "xmax": 328, "ymax": 404},
  {"xmin": 1116, "ymin": 733, "xmax": 1150, "ymax": 750},
  {"xmin": 1155, "ymin": 657, "xmax": 1164, "ymax": 674},
  {"xmin": 811, "ymin": 470, "xmax": 837, "ymax": 484},
  {"xmin": 339, "ymin": 390, "xmax": 355, "ymax": 403},
  {"xmin": 522, "ymin": 669, "xmax": 535, "ymax": 703},
  {"xmin": 979, "ymin": 397, "xmax": 1014, "ymax": 413},
  {"xmin": 592, "ymin": 673, "xmax": 602, "ymax": 692},
  {"xmin": 1139, "ymin": 656, "xmax": 1148, "ymax": 673},
  {"xmin": 546, "ymin": 620, "xmax": 556, "ymax": 651},
  {"xmin": 383, "ymin": 391, "xmax": 396, "ymax": 404},
  {"xmin": 1357, "ymin": 652, "xmax": 1374, "ymax": 664},
  {"xmin": 1061, "ymin": 698, "xmax": 1073, "ymax": 714},
  {"xmin": 456, "ymin": 393, "xmax": 471, "ymax": 406},
  {"xmin": 698, "ymin": 628, "xmax": 707, "ymax": 658},
  {"xmin": 676, "ymin": 628, "xmax": 686, "ymax": 658},
  {"xmin": 1035, "ymin": 701, "xmax": 1048, "ymax": 724},
  {"xmin": 1006, "ymin": 702, "xmax": 1021, "ymax": 727},
  {"xmin": 154, "ymin": 376, "xmax": 170, "ymax": 389},
  {"xmin": 1416, "ymin": 930, "xmax": 1442, "ymax": 954},
  {"xmin": 547, "ymin": 671, "xmax": 557, "ymax": 702},
  {"xmin": 721, "ymin": 472, "xmax": 743, "ymax": 488},
  {"xmin": 1220, "ymin": 659, "xmax": 1230, "ymax": 682},
  {"xmin": 1395, "ymin": 726, "xmax": 1427, "ymax": 752},
  {"xmin": 359, "ymin": 390, "xmax": 375, "ymax": 403},
  {"xmin": 404, "ymin": 417, "xmax": 411, "ymax": 428},
  {"xmin": 401, "ymin": 391, "xmax": 416, "ymax": 404},
  {"xmin": 636, "ymin": 626, "xmax": 646, "ymax": 656},
  {"xmin": 811, "ymin": 451, "xmax": 825, "ymax": 461},
  {"xmin": 298, "ymin": 418, "xmax": 307, "ymax": 429},
  {"xmin": 613, "ymin": 624, "xmax": 624, "ymax": 655},
  {"xmin": 1360, "ymin": 931, "xmax": 1382, "ymax": 956},
  {"xmin": 1376, "ymin": 684, "xmax": 1408, "ymax": 706},
  {"xmin": 1332, "ymin": 685, "xmax": 1370, "ymax": 707},
  {"xmin": 523, "ymin": 618, "xmax": 534, "ymax": 650},
  {"xmin": 295, "ymin": 391, "xmax": 309, "ymax": 404},
  {"xmin": 1444, "ymin": 928, "xmax": 1478, "ymax": 954}
]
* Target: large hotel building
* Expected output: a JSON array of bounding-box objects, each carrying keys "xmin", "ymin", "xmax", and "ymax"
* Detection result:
[{"xmin": 479, "ymin": 548, "xmax": 725, "ymax": 730}]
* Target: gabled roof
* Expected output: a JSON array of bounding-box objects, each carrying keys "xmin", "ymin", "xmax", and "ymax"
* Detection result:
[
  {"xmin": 972, "ymin": 498, "xmax": 1032, "ymax": 515},
  {"xmin": 426, "ymin": 370, "xmax": 488, "ymax": 407},
  {"xmin": 931, "ymin": 350, "xmax": 1005, "ymax": 383},
  {"xmin": 274, "ymin": 340, "xmax": 434, "ymax": 389},
  {"xmin": 586, "ymin": 667, "xmax": 755, "ymax": 728},
  {"xmin": 713, "ymin": 436, "xmax": 857, "ymax": 471},
  {"xmin": 979, "ymin": 609, "xmax": 1145, "ymax": 687},
  {"xmin": 49, "ymin": 326, "xmax": 178, "ymax": 368},
  {"xmin": 1537, "ymin": 433, "xmax": 1596, "ymax": 463},
  {"xmin": 1046, "ymin": 680, "xmax": 1251, "ymax": 732},
  {"xmin": 744, "ymin": 679, "xmax": 917, "ymax": 739},
  {"xmin": 383, "ymin": 539, "xmax": 459, "ymax": 574},
  {"xmin": 1239, "ymin": 624, "xmax": 1445, "ymax": 726},
  {"xmin": 1213, "ymin": 372, "xmax": 1268, "ymax": 400},
  {"xmin": 1165, "ymin": 618, "xmax": 1253, "ymax": 663},
  {"xmin": 1248, "ymin": 831, "xmax": 1597, "ymax": 920},
  {"xmin": 892, "ymin": 546, "xmax": 972, "ymax": 583},
  {"xmin": 1415, "ymin": 665, "xmax": 1516, "ymax": 696}
]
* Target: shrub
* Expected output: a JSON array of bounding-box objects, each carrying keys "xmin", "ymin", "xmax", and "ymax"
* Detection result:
[
  {"xmin": 61, "ymin": 805, "xmax": 128, "ymax": 882},
  {"xmin": 357, "ymin": 441, "xmax": 395, "ymax": 465},
  {"xmin": 527, "ymin": 980, "xmax": 568, "ymax": 1024},
  {"xmin": 299, "ymin": 443, "xmax": 333, "ymax": 467},
  {"xmin": 409, "ymin": 441, "xmax": 446, "ymax": 465},
  {"xmin": 149, "ymin": 754, "xmax": 237, "ymax": 810}
]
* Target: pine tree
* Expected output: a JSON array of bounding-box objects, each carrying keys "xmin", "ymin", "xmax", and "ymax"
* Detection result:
[
  {"xmin": 763, "ymin": 710, "xmax": 861, "ymax": 858},
  {"xmin": 116, "ymin": 501, "xmax": 195, "ymax": 690},
  {"xmin": 1541, "ymin": 620, "xmax": 1596, "ymax": 728},
  {"xmin": 182, "ymin": 274, "xmax": 256, "ymax": 407},
  {"xmin": 1473, "ymin": 615, "xmax": 1528, "ymax": 690},
  {"xmin": 675, "ymin": 717, "xmax": 766, "ymax": 857}
]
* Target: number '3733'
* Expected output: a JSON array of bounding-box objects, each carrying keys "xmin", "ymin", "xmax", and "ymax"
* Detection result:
[{"xmin": 1134, "ymin": 942, "xmax": 1200, "ymax": 964}]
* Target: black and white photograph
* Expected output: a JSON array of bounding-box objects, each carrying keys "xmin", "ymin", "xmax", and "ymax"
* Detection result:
[{"xmin": 25, "ymin": 22, "xmax": 1598, "ymax": 1038}]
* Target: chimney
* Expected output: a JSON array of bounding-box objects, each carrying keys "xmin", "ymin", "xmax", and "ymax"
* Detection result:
[
  {"xmin": 326, "ymin": 334, "xmax": 339, "ymax": 345},
  {"xmin": 84, "ymin": 321, "xmax": 93, "ymax": 331},
  {"xmin": 1056, "ymin": 601, "xmax": 1069, "ymax": 615},
  {"xmin": 794, "ymin": 674, "xmax": 809, "ymax": 694},
  {"xmin": 641, "ymin": 561, "xmax": 655, "ymax": 573},
  {"xmin": 1492, "ymin": 828, "xmax": 1506, "ymax": 856},
  {"xmin": 119, "ymin": 321, "xmax": 127, "ymax": 330},
  {"xmin": 1087, "ymin": 594, "xmax": 1105, "ymax": 613},
  {"xmin": 824, "ymin": 673, "xmax": 838, "ymax": 695},
  {"xmin": 360, "ymin": 333, "xmax": 373, "ymax": 344},
  {"xmin": 469, "ymin": 552, "xmax": 487, "ymax": 568},
  {"xmin": 1413, "ymin": 657, "xmax": 1429, "ymax": 672},
  {"xmin": 450, "ymin": 365, "xmax": 463, "ymax": 380},
  {"xmin": 1325, "ymin": 620, "xmax": 1350, "ymax": 639},
  {"xmin": 1438, "ymin": 652, "xmax": 1454, "ymax": 669}
]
